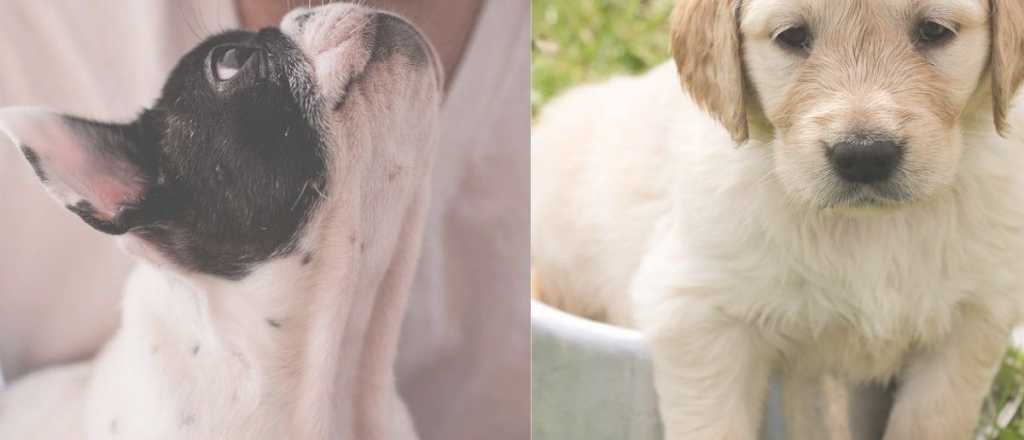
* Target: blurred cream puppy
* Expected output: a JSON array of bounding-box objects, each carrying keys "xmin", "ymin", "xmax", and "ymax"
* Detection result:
[{"xmin": 531, "ymin": 0, "xmax": 1024, "ymax": 438}]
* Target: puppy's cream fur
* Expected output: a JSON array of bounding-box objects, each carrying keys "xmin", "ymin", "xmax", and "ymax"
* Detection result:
[{"xmin": 531, "ymin": 0, "xmax": 1024, "ymax": 438}]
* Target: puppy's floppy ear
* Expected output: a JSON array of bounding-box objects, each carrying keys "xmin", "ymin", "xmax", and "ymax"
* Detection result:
[
  {"xmin": 991, "ymin": 0, "xmax": 1024, "ymax": 137},
  {"xmin": 671, "ymin": 0, "xmax": 748, "ymax": 143},
  {"xmin": 0, "ymin": 107, "xmax": 155, "ymax": 234}
]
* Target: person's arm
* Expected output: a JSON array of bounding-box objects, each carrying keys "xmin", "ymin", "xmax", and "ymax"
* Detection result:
[{"xmin": 235, "ymin": 0, "xmax": 482, "ymax": 90}]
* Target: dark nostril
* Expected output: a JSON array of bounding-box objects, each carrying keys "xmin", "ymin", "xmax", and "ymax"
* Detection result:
[
  {"xmin": 293, "ymin": 11, "xmax": 315, "ymax": 29},
  {"xmin": 827, "ymin": 140, "xmax": 904, "ymax": 183},
  {"xmin": 370, "ymin": 13, "xmax": 429, "ymax": 66}
]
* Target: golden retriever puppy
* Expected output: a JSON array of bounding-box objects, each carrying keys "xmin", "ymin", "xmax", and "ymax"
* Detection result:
[{"xmin": 531, "ymin": 0, "xmax": 1024, "ymax": 438}]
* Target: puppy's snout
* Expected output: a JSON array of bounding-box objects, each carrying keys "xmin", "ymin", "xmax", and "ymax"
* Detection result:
[{"xmin": 827, "ymin": 139, "xmax": 904, "ymax": 184}]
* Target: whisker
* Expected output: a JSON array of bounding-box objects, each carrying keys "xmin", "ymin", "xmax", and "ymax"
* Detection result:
[
  {"xmin": 292, "ymin": 181, "xmax": 311, "ymax": 210},
  {"xmin": 173, "ymin": 1, "xmax": 202, "ymax": 40},
  {"xmin": 311, "ymin": 182, "xmax": 329, "ymax": 200},
  {"xmin": 344, "ymin": 15, "xmax": 375, "ymax": 41},
  {"xmin": 191, "ymin": 2, "xmax": 211, "ymax": 38}
]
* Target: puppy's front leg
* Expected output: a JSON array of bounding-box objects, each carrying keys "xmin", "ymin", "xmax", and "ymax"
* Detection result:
[
  {"xmin": 883, "ymin": 311, "xmax": 1009, "ymax": 440},
  {"xmin": 638, "ymin": 293, "xmax": 774, "ymax": 440}
]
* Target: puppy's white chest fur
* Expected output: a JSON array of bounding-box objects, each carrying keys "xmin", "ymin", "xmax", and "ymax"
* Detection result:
[
  {"xmin": 702, "ymin": 207, "xmax": 1024, "ymax": 380},
  {"xmin": 82, "ymin": 263, "xmax": 299, "ymax": 439}
]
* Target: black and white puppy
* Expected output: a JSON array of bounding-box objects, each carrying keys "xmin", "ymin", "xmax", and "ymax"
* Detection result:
[{"xmin": 0, "ymin": 4, "xmax": 441, "ymax": 439}]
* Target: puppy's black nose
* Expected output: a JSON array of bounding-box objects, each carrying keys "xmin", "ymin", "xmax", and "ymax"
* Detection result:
[{"xmin": 827, "ymin": 140, "xmax": 903, "ymax": 183}]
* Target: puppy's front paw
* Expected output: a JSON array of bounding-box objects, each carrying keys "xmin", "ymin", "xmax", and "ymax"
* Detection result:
[
  {"xmin": 638, "ymin": 295, "xmax": 772, "ymax": 440},
  {"xmin": 881, "ymin": 312, "xmax": 1011, "ymax": 440}
]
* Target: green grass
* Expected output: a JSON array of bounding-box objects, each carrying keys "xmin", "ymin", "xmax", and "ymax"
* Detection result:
[
  {"xmin": 531, "ymin": 0, "xmax": 674, "ymax": 115},
  {"xmin": 981, "ymin": 349, "xmax": 1024, "ymax": 439},
  {"xmin": 531, "ymin": 0, "xmax": 1024, "ymax": 437}
]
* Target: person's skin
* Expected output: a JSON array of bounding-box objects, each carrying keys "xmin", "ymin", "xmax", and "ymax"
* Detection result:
[{"xmin": 236, "ymin": 0, "xmax": 483, "ymax": 90}]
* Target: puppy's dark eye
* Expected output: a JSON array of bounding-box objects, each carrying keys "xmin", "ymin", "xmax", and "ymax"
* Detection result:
[
  {"xmin": 776, "ymin": 26, "xmax": 811, "ymax": 51},
  {"xmin": 211, "ymin": 45, "xmax": 257, "ymax": 81},
  {"xmin": 917, "ymin": 21, "xmax": 955, "ymax": 45}
]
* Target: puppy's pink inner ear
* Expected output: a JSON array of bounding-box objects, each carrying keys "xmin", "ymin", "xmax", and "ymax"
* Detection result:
[{"xmin": 0, "ymin": 107, "xmax": 146, "ymax": 222}]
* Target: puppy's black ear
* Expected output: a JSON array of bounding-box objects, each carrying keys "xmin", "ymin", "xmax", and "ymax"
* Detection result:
[
  {"xmin": 671, "ymin": 0, "xmax": 749, "ymax": 143},
  {"xmin": 0, "ymin": 107, "xmax": 155, "ymax": 234},
  {"xmin": 991, "ymin": 0, "xmax": 1024, "ymax": 137}
]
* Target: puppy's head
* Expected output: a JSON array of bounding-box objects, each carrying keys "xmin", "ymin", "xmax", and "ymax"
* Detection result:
[
  {"xmin": 0, "ymin": 4, "xmax": 442, "ymax": 280},
  {"xmin": 672, "ymin": 0, "xmax": 1024, "ymax": 209}
]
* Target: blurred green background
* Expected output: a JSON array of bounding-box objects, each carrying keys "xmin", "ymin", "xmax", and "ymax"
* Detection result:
[
  {"xmin": 531, "ymin": 0, "xmax": 673, "ymax": 115},
  {"xmin": 531, "ymin": 0, "xmax": 1024, "ymax": 438}
]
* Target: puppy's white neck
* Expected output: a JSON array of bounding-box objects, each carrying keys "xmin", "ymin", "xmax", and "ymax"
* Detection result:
[
  {"xmin": 104, "ymin": 261, "xmax": 308, "ymax": 436},
  {"xmin": 100, "ymin": 248, "xmax": 415, "ymax": 439}
]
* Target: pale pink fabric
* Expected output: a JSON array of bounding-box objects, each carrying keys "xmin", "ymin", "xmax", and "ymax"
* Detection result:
[
  {"xmin": 0, "ymin": 1, "xmax": 528, "ymax": 439},
  {"xmin": 0, "ymin": 0, "xmax": 236, "ymax": 380},
  {"xmin": 397, "ymin": 2, "xmax": 530, "ymax": 438}
]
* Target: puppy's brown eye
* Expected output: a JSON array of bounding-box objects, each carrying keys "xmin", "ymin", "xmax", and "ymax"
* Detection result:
[
  {"xmin": 776, "ymin": 26, "xmax": 811, "ymax": 51},
  {"xmin": 918, "ymin": 21, "xmax": 954, "ymax": 45},
  {"xmin": 211, "ymin": 45, "xmax": 257, "ymax": 81}
]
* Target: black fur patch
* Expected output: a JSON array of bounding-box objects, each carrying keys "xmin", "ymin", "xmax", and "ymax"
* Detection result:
[
  {"xmin": 67, "ymin": 200, "xmax": 130, "ymax": 235},
  {"xmin": 136, "ymin": 29, "xmax": 326, "ymax": 278},
  {"xmin": 19, "ymin": 146, "xmax": 47, "ymax": 182},
  {"xmin": 370, "ymin": 14, "xmax": 428, "ymax": 66},
  {"xmin": 54, "ymin": 29, "xmax": 328, "ymax": 279}
]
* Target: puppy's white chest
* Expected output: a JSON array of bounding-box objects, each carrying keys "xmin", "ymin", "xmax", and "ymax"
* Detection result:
[
  {"xmin": 744, "ymin": 231, "xmax": 1021, "ymax": 380},
  {"xmin": 82, "ymin": 266, "xmax": 292, "ymax": 440},
  {"xmin": 86, "ymin": 338, "xmax": 268, "ymax": 438},
  {"xmin": 768, "ymin": 281, "xmax": 951, "ymax": 380},
  {"xmin": 673, "ymin": 189, "xmax": 1024, "ymax": 381}
]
